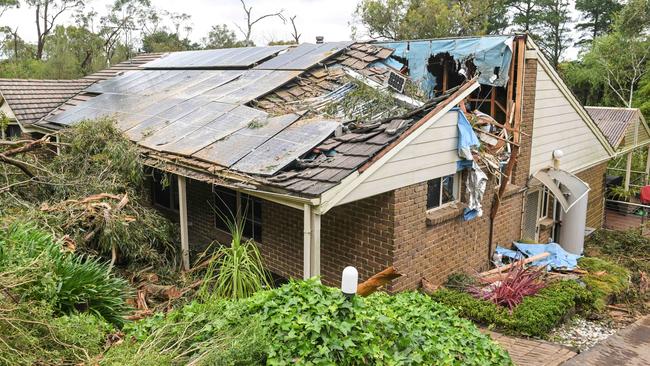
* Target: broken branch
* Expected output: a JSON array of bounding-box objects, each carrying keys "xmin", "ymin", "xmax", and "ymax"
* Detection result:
[{"xmin": 357, "ymin": 266, "xmax": 402, "ymax": 296}]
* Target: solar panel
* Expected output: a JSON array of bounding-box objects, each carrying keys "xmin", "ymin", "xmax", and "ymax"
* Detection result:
[
  {"xmin": 254, "ymin": 42, "xmax": 352, "ymax": 70},
  {"xmin": 142, "ymin": 46, "xmax": 289, "ymax": 69},
  {"xmin": 139, "ymin": 102, "xmax": 240, "ymax": 149},
  {"xmin": 159, "ymin": 106, "xmax": 268, "ymax": 156},
  {"xmin": 232, "ymin": 118, "xmax": 340, "ymax": 175},
  {"xmin": 193, "ymin": 113, "xmax": 302, "ymax": 166}
]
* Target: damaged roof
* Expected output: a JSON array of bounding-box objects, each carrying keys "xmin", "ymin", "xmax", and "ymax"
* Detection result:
[
  {"xmin": 585, "ymin": 107, "xmax": 649, "ymax": 150},
  {"xmin": 33, "ymin": 37, "xmax": 513, "ymax": 198},
  {"xmin": 0, "ymin": 53, "xmax": 164, "ymax": 128}
]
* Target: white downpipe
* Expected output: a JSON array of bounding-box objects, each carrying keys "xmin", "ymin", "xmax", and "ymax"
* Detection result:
[
  {"xmin": 177, "ymin": 176, "xmax": 190, "ymax": 271},
  {"xmin": 559, "ymin": 192, "xmax": 588, "ymax": 255},
  {"xmin": 311, "ymin": 211, "xmax": 321, "ymax": 277},
  {"xmin": 303, "ymin": 204, "xmax": 312, "ymax": 279}
]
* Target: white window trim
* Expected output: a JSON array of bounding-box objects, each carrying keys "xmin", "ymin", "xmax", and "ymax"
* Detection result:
[
  {"xmin": 426, "ymin": 172, "xmax": 461, "ymax": 213},
  {"xmin": 537, "ymin": 187, "xmax": 550, "ymax": 222}
]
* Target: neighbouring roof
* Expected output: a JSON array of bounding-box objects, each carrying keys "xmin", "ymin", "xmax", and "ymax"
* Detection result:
[
  {"xmin": 585, "ymin": 106, "xmax": 646, "ymax": 149},
  {"xmin": 0, "ymin": 79, "xmax": 93, "ymax": 125},
  {"xmin": 0, "ymin": 53, "xmax": 163, "ymax": 127},
  {"xmin": 31, "ymin": 37, "xmax": 515, "ymax": 198}
]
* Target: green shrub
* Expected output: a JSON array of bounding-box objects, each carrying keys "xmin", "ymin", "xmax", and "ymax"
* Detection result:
[
  {"xmin": 198, "ymin": 202, "xmax": 271, "ymax": 300},
  {"xmin": 431, "ymin": 280, "xmax": 594, "ymax": 337},
  {"xmin": 578, "ymin": 257, "xmax": 630, "ymax": 310},
  {"xmin": 0, "ymin": 299, "xmax": 112, "ymax": 366},
  {"xmin": 246, "ymin": 278, "xmax": 512, "ymax": 365},
  {"xmin": 102, "ymin": 299, "xmax": 268, "ymax": 365},
  {"xmin": 0, "ymin": 223, "xmax": 131, "ymax": 325},
  {"xmin": 585, "ymin": 229, "xmax": 650, "ymax": 275}
]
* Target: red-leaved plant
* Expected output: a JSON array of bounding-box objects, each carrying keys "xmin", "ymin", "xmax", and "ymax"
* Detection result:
[{"xmin": 468, "ymin": 263, "xmax": 546, "ymax": 311}]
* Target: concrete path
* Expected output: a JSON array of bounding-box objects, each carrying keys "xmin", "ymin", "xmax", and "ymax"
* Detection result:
[
  {"xmin": 481, "ymin": 329, "xmax": 577, "ymax": 366},
  {"xmin": 561, "ymin": 315, "xmax": 650, "ymax": 366}
]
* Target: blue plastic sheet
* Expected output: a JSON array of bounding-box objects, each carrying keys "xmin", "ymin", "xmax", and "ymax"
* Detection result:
[
  {"xmin": 378, "ymin": 36, "xmax": 514, "ymax": 96},
  {"xmin": 455, "ymin": 108, "xmax": 480, "ymax": 161},
  {"xmin": 496, "ymin": 243, "xmax": 582, "ymax": 270}
]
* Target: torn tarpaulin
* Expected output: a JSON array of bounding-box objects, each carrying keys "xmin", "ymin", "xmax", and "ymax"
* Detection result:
[
  {"xmin": 454, "ymin": 108, "xmax": 486, "ymax": 221},
  {"xmin": 464, "ymin": 162, "xmax": 488, "ymax": 220},
  {"xmin": 456, "ymin": 107, "xmax": 480, "ymax": 160},
  {"xmin": 378, "ymin": 36, "xmax": 514, "ymax": 96},
  {"xmin": 496, "ymin": 242, "xmax": 582, "ymax": 270}
]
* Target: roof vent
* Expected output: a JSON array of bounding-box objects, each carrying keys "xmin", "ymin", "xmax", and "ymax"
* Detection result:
[{"xmin": 316, "ymin": 36, "xmax": 324, "ymax": 44}]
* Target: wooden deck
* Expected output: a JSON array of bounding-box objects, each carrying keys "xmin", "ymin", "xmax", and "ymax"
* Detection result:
[{"xmin": 604, "ymin": 208, "xmax": 650, "ymax": 235}]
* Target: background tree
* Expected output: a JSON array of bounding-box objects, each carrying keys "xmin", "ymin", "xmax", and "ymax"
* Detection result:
[
  {"xmin": 0, "ymin": 0, "xmax": 19, "ymax": 18},
  {"xmin": 235, "ymin": 0, "xmax": 285, "ymax": 46},
  {"xmin": 204, "ymin": 24, "xmax": 244, "ymax": 49},
  {"xmin": 289, "ymin": 15, "xmax": 300, "ymax": 43},
  {"xmin": 353, "ymin": 0, "xmax": 504, "ymax": 40},
  {"xmin": 574, "ymin": 0, "xmax": 622, "ymax": 45},
  {"xmin": 142, "ymin": 30, "xmax": 197, "ymax": 53},
  {"xmin": 509, "ymin": 0, "xmax": 542, "ymax": 32},
  {"xmin": 25, "ymin": 0, "xmax": 85, "ymax": 60},
  {"xmin": 534, "ymin": 0, "xmax": 572, "ymax": 67}
]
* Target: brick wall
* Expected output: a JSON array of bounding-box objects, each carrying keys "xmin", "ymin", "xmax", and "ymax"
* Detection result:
[
  {"xmin": 178, "ymin": 178, "xmax": 397, "ymax": 286},
  {"xmin": 576, "ymin": 162, "xmax": 607, "ymax": 229}
]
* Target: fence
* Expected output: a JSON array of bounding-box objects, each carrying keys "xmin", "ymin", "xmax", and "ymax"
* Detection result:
[{"xmin": 604, "ymin": 199, "xmax": 650, "ymax": 235}]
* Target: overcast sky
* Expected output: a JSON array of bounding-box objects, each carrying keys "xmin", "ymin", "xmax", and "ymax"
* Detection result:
[{"xmin": 1, "ymin": 0, "xmax": 581, "ymax": 59}]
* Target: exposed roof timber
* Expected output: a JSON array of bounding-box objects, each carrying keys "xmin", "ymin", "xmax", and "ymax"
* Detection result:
[{"xmin": 316, "ymin": 79, "xmax": 481, "ymax": 214}]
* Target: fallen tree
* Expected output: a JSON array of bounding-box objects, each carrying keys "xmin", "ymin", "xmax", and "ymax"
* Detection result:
[{"xmin": 0, "ymin": 118, "xmax": 177, "ymax": 266}]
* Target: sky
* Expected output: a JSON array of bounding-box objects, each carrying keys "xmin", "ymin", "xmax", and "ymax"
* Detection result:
[
  {"xmin": 2, "ymin": 0, "xmax": 361, "ymax": 46},
  {"xmin": 1, "ymin": 0, "xmax": 582, "ymax": 59}
]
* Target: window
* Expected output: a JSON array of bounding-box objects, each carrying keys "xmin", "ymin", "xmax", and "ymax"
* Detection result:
[
  {"xmin": 152, "ymin": 170, "xmax": 178, "ymax": 211},
  {"xmin": 538, "ymin": 188, "xmax": 550, "ymax": 221},
  {"xmin": 214, "ymin": 186, "xmax": 263, "ymax": 242},
  {"xmin": 1, "ymin": 124, "xmax": 21, "ymax": 139},
  {"xmin": 426, "ymin": 173, "xmax": 457, "ymax": 210}
]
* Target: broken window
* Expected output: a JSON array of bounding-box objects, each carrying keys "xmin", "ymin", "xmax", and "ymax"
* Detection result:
[
  {"xmin": 426, "ymin": 174, "xmax": 457, "ymax": 210},
  {"xmin": 214, "ymin": 186, "xmax": 263, "ymax": 243},
  {"xmin": 152, "ymin": 171, "xmax": 178, "ymax": 211}
]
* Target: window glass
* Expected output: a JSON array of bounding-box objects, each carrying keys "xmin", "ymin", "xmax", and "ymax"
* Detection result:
[
  {"xmin": 215, "ymin": 187, "xmax": 263, "ymax": 242},
  {"xmin": 152, "ymin": 171, "xmax": 177, "ymax": 210},
  {"xmin": 427, "ymin": 174, "xmax": 456, "ymax": 210},
  {"xmin": 6, "ymin": 124, "xmax": 21, "ymax": 138},
  {"xmin": 426, "ymin": 178, "xmax": 442, "ymax": 209}
]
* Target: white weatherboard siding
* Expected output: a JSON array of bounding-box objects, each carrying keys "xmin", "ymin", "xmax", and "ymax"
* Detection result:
[
  {"xmin": 338, "ymin": 110, "xmax": 458, "ymax": 204},
  {"xmin": 530, "ymin": 67, "xmax": 610, "ymax": 174}
]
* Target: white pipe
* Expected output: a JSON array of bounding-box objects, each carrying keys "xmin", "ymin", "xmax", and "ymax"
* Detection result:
[
  {"xmin": 303, "ymin": 204, "xmax": 312, "ymax": 279},
  {"xmin": 625, "ymin": 152, "xmax": 633, "ymax": 190},
  {"xmin": 311, "ymin": 211, "xmax": 321, "ymax": 277},
  {"xmin": 177, "ymin": 176, "xmax": 190, "ymax": 271}
]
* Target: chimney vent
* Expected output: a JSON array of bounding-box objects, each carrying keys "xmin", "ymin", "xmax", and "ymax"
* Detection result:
[{"xmin": 316, "ymin": 36, "xmax": 324, "ymax": 44}]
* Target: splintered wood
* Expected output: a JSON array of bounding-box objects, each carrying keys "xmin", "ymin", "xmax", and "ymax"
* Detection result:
[{"xmin": 357, "ymin": 266, "xmax": 402, "ymax": 296}]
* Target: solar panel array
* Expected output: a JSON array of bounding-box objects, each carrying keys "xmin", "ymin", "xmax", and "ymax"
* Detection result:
[
  {"xmin": 45, "ymin": 43, "xmax": 351, "ymax": 175},
  {"xmin": 255, "ymin": 41, "xmax": 353, "ymax": 70},
  {"xmin": 141, "ymin": 46, "xmax": 289, "ymax": 69}
]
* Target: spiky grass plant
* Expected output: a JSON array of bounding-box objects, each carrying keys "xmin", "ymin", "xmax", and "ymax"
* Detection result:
[
  {"xmin": 199, "ymin": 201, "xmax": 271, "ymax": 300},
  {"xmin": 0, "ymin": 223, "xmax": 131, "ymax": 325}
]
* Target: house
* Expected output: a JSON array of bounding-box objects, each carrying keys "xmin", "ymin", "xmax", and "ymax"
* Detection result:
[
  {"xmin": 586, "ymin": 106, "xmax": 650, "ymax": 190},
  {"xmin": 0, "ymin": 35, "xmax": 618, "ymax": 289}
]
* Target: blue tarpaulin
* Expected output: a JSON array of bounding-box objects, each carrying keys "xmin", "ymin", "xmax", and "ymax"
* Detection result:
[
  {"xmin": 378, "ymin": 36, "xmax": 514, "ymax": 97},
  {"xmin": 455, "ymin": 108, "xmax": 480, "ymax": 161},
  {"xmin": 495, "ymin": 242, "xmax": 582, "ymax": 270}
]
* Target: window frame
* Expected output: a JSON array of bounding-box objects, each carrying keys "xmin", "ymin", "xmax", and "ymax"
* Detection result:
[
  {"xmin": 213, "ymin": 185, "xmax": 263, "ymax": 243},
  {"xmin": 426, "ymin": 172, "xmax": 460, "ymax": 212},
  {"xmin": 537, "ymin": 187, "xmax": 550, "ymax": 221},
  {"xmin": 151, "ymin": 171, "xmax": 179, "ymax": 212}
]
